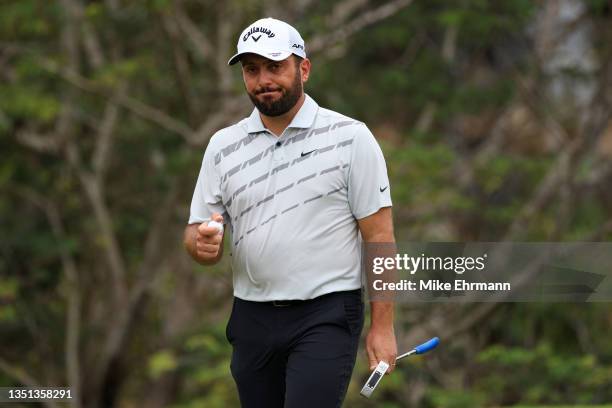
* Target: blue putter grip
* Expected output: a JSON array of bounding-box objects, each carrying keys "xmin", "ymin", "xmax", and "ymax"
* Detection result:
[{"xmin": 414, "ymin": 337, "xmax": 439, "ymax": 354}]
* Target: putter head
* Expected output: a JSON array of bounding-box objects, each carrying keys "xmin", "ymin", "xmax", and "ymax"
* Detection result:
[{"xmin": 360, "ymin": 360, "xmax": 389, "ymax": 398}]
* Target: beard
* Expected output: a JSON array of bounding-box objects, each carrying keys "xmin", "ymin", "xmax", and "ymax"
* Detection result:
[{"xmin": 247, "ymin": 69, "xmax": 303, "ymax": 117}]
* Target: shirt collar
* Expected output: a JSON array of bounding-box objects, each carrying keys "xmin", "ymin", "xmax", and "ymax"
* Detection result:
[{"xmin": 246, "ymin": 94, "xmax": 319, "ymax": 134}]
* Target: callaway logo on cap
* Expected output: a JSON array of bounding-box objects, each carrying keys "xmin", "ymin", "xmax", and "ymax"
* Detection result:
[{"xmin": 228, "ymin": 17, "xmax": 306, "ymax": 65}]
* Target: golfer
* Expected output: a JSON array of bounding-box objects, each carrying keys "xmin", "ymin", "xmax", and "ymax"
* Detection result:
[{"xmin": 184, "ymin": 17, "xmax": 396, "ymax": 408}]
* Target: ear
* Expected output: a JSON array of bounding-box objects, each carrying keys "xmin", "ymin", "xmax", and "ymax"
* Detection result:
[{"xmin": 300, "ymin": 58, "xmax": 311, "ymax": 83}]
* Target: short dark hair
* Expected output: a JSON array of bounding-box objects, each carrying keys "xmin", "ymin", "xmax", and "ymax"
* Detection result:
[{"xmin": 293, "ymin": 55, "xmax": 304, "ymax": 68}]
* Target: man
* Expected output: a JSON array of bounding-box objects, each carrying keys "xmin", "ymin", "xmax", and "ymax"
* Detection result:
[{"xmin": 184, "ymin": 17, "xmax": 396, "ymax": 407}]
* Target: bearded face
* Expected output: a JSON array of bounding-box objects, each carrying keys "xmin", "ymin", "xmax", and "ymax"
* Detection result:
[{"xmin": 241, "ymin": 55, "xmax": 305, "ymax": 117}]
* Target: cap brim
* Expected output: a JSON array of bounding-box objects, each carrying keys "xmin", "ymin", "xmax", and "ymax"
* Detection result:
[{"xmin": 228, "ymin": 50, "xmax": 292, "ymax": 66}]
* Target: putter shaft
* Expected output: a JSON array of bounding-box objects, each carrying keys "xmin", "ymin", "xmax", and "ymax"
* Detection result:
[{"xmin": 395, "ymin": 349, "xmax": 416, "ymax": 361}]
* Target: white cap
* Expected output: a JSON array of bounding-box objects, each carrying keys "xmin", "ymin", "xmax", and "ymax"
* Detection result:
[{"xmin": 228, "ymin": 18, "xmax": 306, "ymax": 65}]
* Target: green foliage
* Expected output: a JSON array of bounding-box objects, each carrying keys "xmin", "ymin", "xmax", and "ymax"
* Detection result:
[
  {"xmin": 169, "ymin": 323, "xmax": 239, "ymax": 408},
  {"xmin": 1, "ymin": 1, "xmax": 611, "ymax": 407},
  {"xmin": 385, "ymin": 138, "xmax": 457, "ymax": 211},
  {"xmin": 148, "ymin": 349, "xmax": 178, "ymax": 379},
  {"xmin": 427, "ymin": 388, "xmax": 486, "ymax": 408},
  {"xmin": 448, "ymin": 80, "xmax": 515, "ymax": 115},
  {"xmin": 0, "ymin": 84, "xmax": 60, "ymax": 121},
  {"xmin": 310, "ymin": 0, "xmax": 535, "ymax": 126},
  {"xmin": 0, "ymin": 278, "xmax": 18, "ymax": 322},
  {"xmin": 0, "ymin": 1, "xmax": 57, "ymax": 39},
  {"xmin": 474, "ymin": 342, "xmax": 612, "ymax": 405}
]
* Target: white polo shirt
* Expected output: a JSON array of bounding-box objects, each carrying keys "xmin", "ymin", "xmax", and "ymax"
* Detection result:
[{"xmin": 189, "ymin": 94, "xmax": 392, "ymax": 301}]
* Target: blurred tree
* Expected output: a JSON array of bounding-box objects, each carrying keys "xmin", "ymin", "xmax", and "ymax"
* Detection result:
[{"xmin": 1, "ymin": 0, "xmax": 611, "ymax": 407}]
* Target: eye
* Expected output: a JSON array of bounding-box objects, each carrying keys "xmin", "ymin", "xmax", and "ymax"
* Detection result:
[
  {"xmin": 244, "ymin": 66, "xmax": 258, "ymax": 74},
  {"xmin": 270, "ymin": 63, "xmax": 282, "ymax": 71}
]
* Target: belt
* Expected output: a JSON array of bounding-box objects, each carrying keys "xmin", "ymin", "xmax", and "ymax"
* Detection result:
[
  {"xmin": 269, "ymin": 299, "xmax": 304, "ymax": 307},
  {"xmin": 260, "ymin": 289, "xmax": 361, "ymax": 307}
]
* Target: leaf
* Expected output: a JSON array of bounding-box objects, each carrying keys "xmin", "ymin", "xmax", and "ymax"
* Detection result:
[{"xmin": 148, "ymin": 349, "xmax": 178, "ymax": 379}]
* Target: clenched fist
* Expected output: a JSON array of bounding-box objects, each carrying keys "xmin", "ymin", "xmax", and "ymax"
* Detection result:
[
  {"xmin": 184, "ymin": 213, "xmax": 225, "ymax": 265},
  {"xmin": 195, "ymin": 213, "xmax": 224, "ymax": 260}
]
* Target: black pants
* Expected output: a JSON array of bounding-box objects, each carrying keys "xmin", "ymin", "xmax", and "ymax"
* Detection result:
[{"xmin": 226, "ymin": 289, "xmax": 364, "ymax": 408}]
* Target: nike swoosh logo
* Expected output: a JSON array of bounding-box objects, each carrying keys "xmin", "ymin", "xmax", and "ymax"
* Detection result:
[
  {"xmin": 301, "ymin": 149, "xmax": 316, "ymax": 157},
  {"xmin": 252, "ymin": 35, "xmax": 262, "ymax": 42},
  {"xmin": 379, "ymin": 186, "xmax": 388, "ymax": 192}
]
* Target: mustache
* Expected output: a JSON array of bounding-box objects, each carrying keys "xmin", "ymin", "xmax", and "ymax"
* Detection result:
[{"xmin": 255, "ymin": 87, "xmax": 283, "ymax": 95}]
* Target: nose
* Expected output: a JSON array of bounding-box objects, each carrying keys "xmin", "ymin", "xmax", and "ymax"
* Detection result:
[{"xmin": 257, "ymin": 69, "xmax": 275, "ymax": 89}]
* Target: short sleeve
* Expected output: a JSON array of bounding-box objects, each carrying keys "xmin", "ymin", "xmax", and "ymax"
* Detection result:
[
  {"xmin": 188, "ymin": 145, "xmax": 225, "ymax": 224},
  {"xmin": 347, "ymin": 124, "xmax": 392, "ymax": 219}
]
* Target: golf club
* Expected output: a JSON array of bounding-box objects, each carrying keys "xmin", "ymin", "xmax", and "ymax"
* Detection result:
[{"xmin": 360, "ymin": 337, "xmax": 440, "ymax": 398}]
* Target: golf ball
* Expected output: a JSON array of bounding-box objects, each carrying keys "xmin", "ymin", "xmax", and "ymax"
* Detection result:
[{"xmin": 208, "ymin": 220, "xmax": 224, "ymax": 234}]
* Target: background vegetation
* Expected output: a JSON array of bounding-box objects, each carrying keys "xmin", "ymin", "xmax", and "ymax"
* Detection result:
[{"xmin": 1, "ymin": 0, "xmax": 611, "ymax": 407}]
